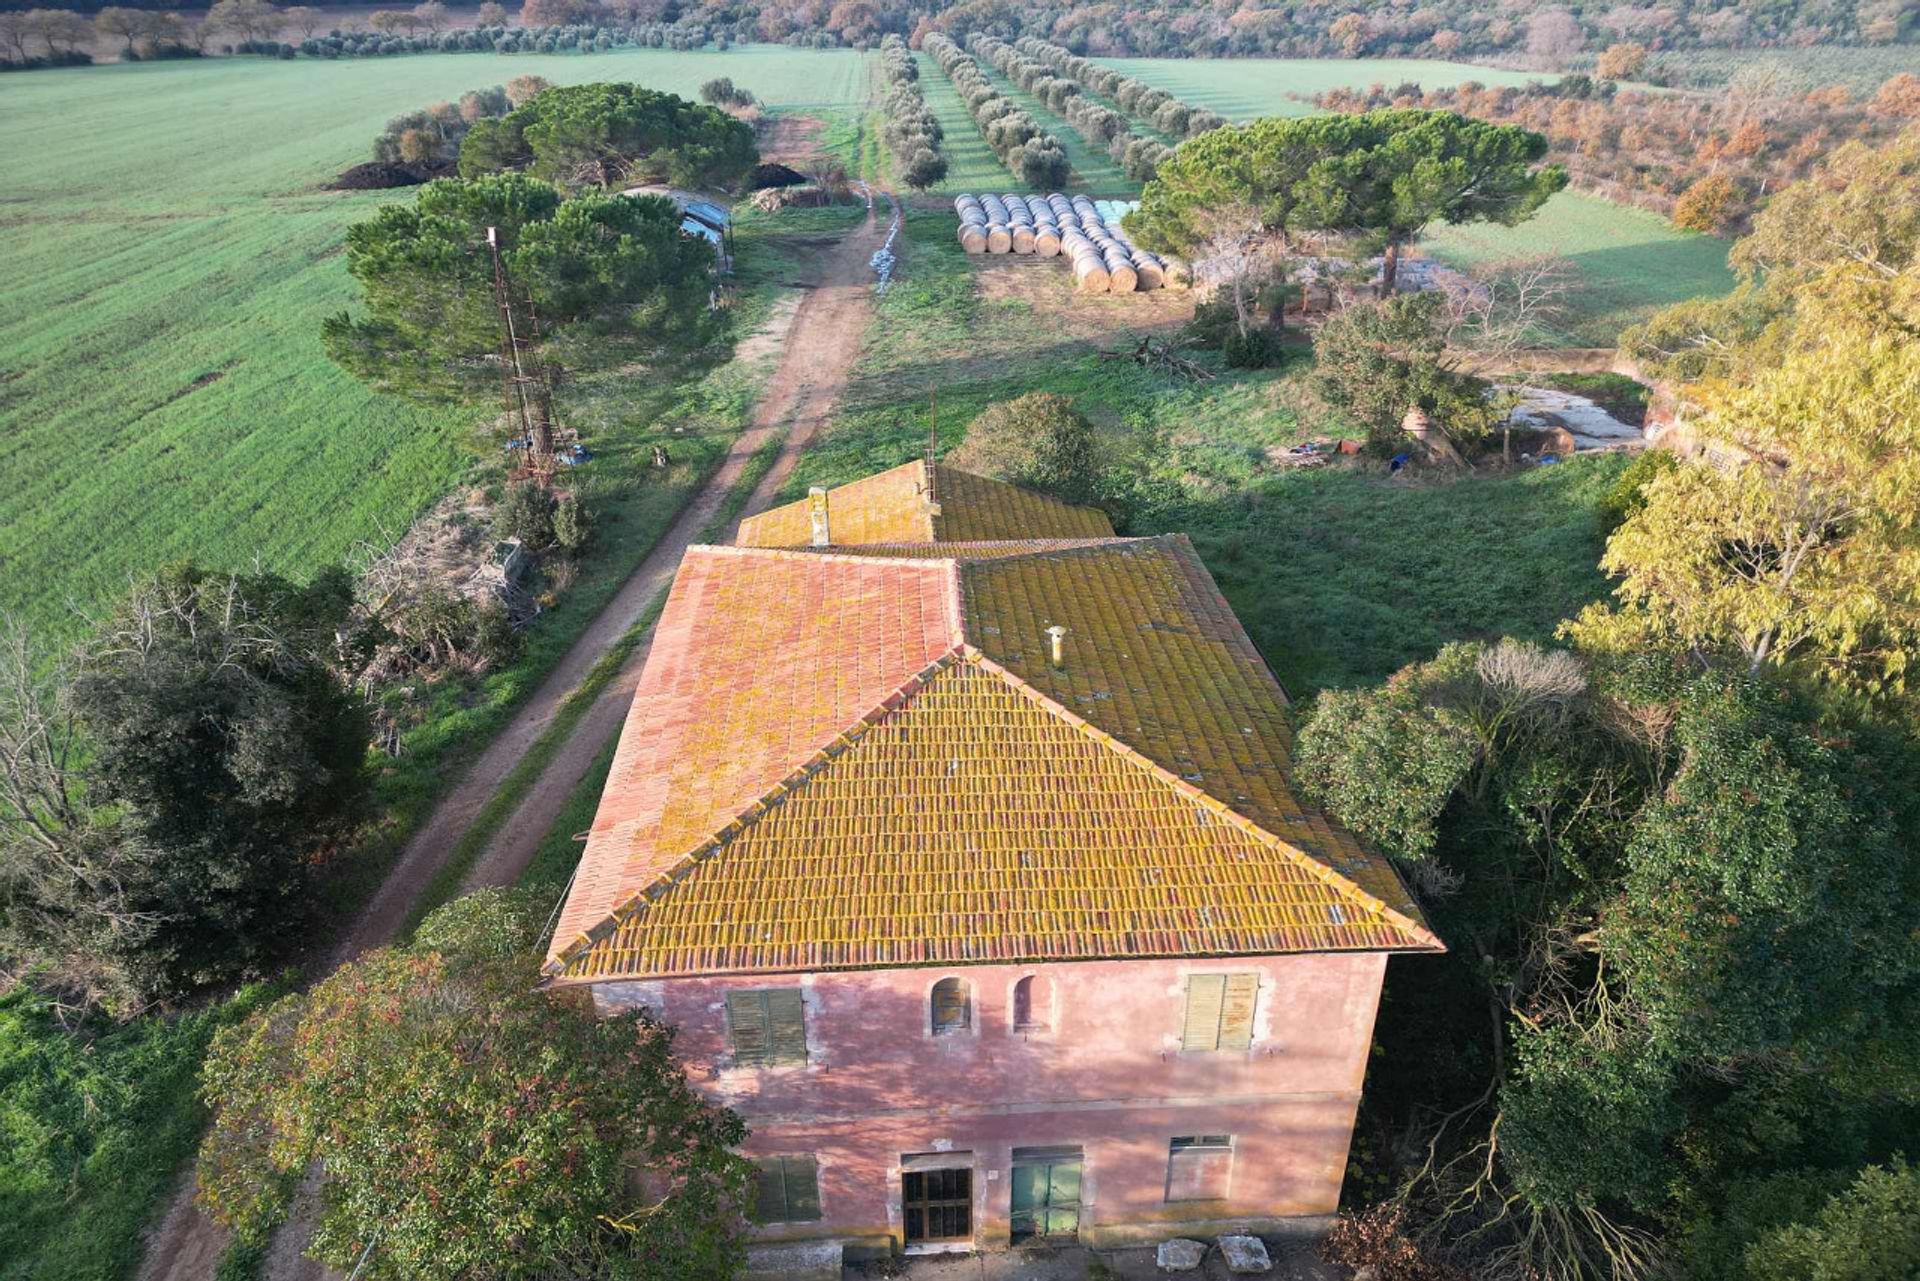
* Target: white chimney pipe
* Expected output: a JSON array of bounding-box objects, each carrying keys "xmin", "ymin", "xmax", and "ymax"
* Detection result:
[{"xmin": 1046, "ymin": 625, "xmax": 1067, "ymax": 668}]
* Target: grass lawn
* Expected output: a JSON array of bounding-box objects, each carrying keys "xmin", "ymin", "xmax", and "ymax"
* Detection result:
[
  {"xmin": 784, "ymin": 209, "xmax": 1624, "ymax": 696},
  {"xmin": 0, "ymin": 984, "xmax": 281, "ymax": 1281},
  {"xmin": 1421, "ymin": 191, "xmax": 1737, "ymax": 346},
  {"xmin": 0, "ymin": 45, "xmax": 871, "ymax": 642}
]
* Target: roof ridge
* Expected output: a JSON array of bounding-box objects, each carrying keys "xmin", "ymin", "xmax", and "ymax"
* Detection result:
[
  {"xmin": 957, "ymin": 648, "xmax": 1443, "ymax": 952},
  {"xmin": 543, "ymin": 645, "xmax": 971, "ymax": 977},
  {"xmin": 687, "ymin": 543, "xmax": 961, "ymax": 570}
]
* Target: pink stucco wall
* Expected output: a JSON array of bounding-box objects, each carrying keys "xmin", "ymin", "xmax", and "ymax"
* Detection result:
[{"xmin": 588, "ymin": 952, "xmax": 1390, "ymax": 1252}]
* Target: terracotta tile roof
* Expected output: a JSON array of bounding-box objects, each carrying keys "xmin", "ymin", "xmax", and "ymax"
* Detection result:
[
  {"xmin": 546, "ymin": 492, "xmax": 1440, "ymax": 982},
  {"xmin": 735, "ymin": 460, "xmax": 1115, "ymax": 548},
  {"xmin": 547, "ymin": 547, "xmax": 962, "ymax": 958},
  {"xmin": 557, "ymin": 658, "xmax": 1426, "ymax": 980}
]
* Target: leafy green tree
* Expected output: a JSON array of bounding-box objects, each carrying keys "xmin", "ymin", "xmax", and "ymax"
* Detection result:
[
  {"xmin": 1297, "ymin": 642, "xmax": 1920, "ymax": 1278},
  {"xmin": 459, "ymin": 82, "xmax": 757, "ymax": 191},
  {"xmin": 0, "ymin": 566, "xmax": 366, "ymax": 1013},
  {"xmin": 1310, "ymin": 293, "xmax": 1493, "ymax": 454},
  {"xmin": 1572, "ymin": 279, "xmax": 1920, "ymax": 701},
  {"xmin": 1742, "ymin": 1159, "xmax": 1920, "ymax": 1281},
  {"xmin": 196, "ymin": 889, "xmax": 754, "ymax": 1281},
  {"xmin": 1130, "ymin": 110, "xmax": 1565, "ymax": 292},
  {"xmin": 322, "ymin": 172, "xmax": 714, "ymax": 457}
]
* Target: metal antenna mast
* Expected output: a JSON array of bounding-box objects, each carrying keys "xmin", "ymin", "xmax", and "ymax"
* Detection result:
[{"xmin": 486, "ymin": 226, "xmax": 550, "ymax": 464}]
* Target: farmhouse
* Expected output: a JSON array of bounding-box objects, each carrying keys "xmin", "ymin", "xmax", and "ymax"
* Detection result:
[{"xmin": 544, "ymin": 459, "xmax": 1443, "ymax": 1257}]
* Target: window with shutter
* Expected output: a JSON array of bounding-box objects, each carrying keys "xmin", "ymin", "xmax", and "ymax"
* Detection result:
[
  {"xmin": 751, "ymin": 1155, "xmax": 822, "ymax": 1223},
  {"xmin": 727, "ymin": 988, "xmax": 807, "ymax": 1067},
  {"xmin": 1180, "ymin": 973, "xmax": 1258, "ymax": 1051},
  {"xmin": 1165, "ymin": 1135, "xmax": 1234, "ymax": 1202},
  {"xmin": 930, "ymin": 977, "xmax": 970, "ymax": 1035}
]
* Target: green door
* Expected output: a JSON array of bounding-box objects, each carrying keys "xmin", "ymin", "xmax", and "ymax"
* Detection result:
[{"xmin": 1009, "ymin": 1148, "xmax": 1083, "ymax": 1241}]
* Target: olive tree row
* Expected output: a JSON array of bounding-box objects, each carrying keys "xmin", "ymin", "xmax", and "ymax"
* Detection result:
[
  {"xmin": 923, "ymin": 32, "xmax": 1069, "ymax": 190},
  {"xmin": 1013, "ymin": 35, "xmax": 1228, "ymax": 142},
  {"xmin": 879, "ymin": 34, "xmax": 948, "ymax": 190},
  {"xmin": 969, "ymin": 32, "xmax": 1171, "ymax": 182}
]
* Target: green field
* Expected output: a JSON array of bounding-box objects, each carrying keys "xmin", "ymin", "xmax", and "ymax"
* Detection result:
[{"xmin": 0, "ymin": 46, "xmax": 872, "ymax": 640}]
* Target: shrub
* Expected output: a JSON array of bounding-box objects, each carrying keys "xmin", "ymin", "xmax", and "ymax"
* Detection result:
[
  {"xmin": 1597, "ymin": 447, "xmax": 1681, "ymax": 530},
  {"xmin": 1672, "ymin": 173, "xmax": 1743, "ymax": 233},
  {"xmin": 552, "ymin": 491, "xmax": 592, "ymax": 553},
  {"xmin": 497, "ymin": 479, "xmax": 558, "ymax": 552},
  {"xmin": 951, "ymin": 392, "xmax": 1106, "ymax": 511}
]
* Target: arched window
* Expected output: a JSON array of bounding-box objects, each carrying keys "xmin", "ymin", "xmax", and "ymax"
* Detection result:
[
  {"xmin": 1012, "ymin": 975, "xmax": 1050, "ymax": 1034},
  {"xmin": 931, "ymin": 977, "xmax": 970, "ymax": 1035}
]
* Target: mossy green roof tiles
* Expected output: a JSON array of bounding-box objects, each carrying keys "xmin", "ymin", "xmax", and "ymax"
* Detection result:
[
  {"xmin": 546, "ymin": 467, "xmax": 1440, "ymax": 983},
  {"xmin": 736, "ymin": 459, "xmax": 1116, "ymax": 548}
]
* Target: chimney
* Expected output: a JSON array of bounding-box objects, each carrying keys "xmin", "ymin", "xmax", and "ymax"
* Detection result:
[
  {"xmin": 808, "ymin": 486, "xmax": 829, "ymax": 547},
  {"xmin": 1046, "ymin": 625, "xmax": 1068, "ymax": 668}
]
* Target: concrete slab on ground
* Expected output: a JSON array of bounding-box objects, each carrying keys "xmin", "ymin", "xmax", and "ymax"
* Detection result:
[{"xmin": 842, "ymin": 1236, "xmax": 1343, "ymax": 1281}]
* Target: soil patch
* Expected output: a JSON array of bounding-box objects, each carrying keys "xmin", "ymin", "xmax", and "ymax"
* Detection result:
[{"xmin": 975, "ymin": 254, "xmax": 1196, "ymax": 347}]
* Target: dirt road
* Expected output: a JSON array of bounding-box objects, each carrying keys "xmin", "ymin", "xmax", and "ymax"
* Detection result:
[{"xmin": 135, "ymin": 191, "xmax": 896, "ymax": 1281}]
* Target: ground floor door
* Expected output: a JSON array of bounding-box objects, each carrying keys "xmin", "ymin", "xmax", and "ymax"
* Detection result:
[
  {"xmin": 902, "ymin": 1166, "xmax": 972, "ymax": 1245},
  {"xmin": 1010, "ymin": 1146, "xmax": 1083, "ymax": 1241}
]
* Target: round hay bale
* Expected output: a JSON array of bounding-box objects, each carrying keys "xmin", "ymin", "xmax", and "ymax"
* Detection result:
[
  {"xmin": 1011, "ymin": 225, "xmax": 1037, "ymax": 254},
  {"xmin": 954, "ymin": 195, "xmax": 980, "ymax": 214},
  {"xmin": 1132, "ymin": 255, "xmax": 1165, "ymax": 289},
  {"xmin": 1107, "ymin": 261, "xmax": 1138, "ymax": 292},
  {"xmin": 1073, "ymin": 257, "xmax": 1111, "ymax": 292},
  {"xmin": 958, "ymin": 224, "xmax": 988, "ymax": 254},
  {"xmin": 959, "ymin": 208, "xmax": 987, "ymax": 227},
  {"xmin": 1164, "ymin": 256, "xmax": 1194, "ymax": 289},
  {"xmin": 987, "ymin": 223, "xmax": 1012, "ymax": 254},
  {"xmin": 1034, "ymin": 227, "xmax": 1061, "ymax": 257}
]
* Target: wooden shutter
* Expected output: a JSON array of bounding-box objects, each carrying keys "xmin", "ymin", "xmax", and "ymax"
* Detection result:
[
  {"xmin": 781, "ymin": 1156, "xmax": 822, "ymax": 1221},
  {"xmin": 931, "ymin": 978, "xmax": 969, "ymax": 1034},
  {"xmin": 751, "ymin": 1156, "xmax": 822, "ymax": 1223},
  {"xmin": 766, "ymin": 988, "xmax": 807, "ymax": 1065},
  {"xmin": 1219, "ymin": 973, "xmax": 1258, "ymax": 1050},
  {"xmin": 752, "ymin": 1158, "xmax": 788, "ymax": 1222},
  {"xmin": 729, "ymin": 989, "xmax": 805, "ymax": 1067},
  {"xmin": 1181, "ymin": 975, "xmax": 1226, "ymax": 1051},
  {"xmin": 728, "ymin": 990, "xmax": 771, "ymax": 1066}
]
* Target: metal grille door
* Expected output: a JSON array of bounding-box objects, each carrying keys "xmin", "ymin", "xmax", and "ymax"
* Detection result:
[{"xmin": 1010, "ymin": 1146, "xmax": 1083, "ymax": 1241}]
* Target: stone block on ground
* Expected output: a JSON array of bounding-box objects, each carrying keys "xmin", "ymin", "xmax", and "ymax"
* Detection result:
[
  {"xmin": 1156, "ymin": 1238, "xmax": 1207, "ymax": 1271},
  {"xmin": 740, "ymin": 1239, "xmax": 843, "ymax": 1281},
  {"xmin": 1218, "ymin": 1234, "xmax": 1273, "ymax": 1274}
]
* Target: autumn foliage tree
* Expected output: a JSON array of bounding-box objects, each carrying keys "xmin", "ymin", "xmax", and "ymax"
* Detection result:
[{"xmin": 196, "ymin": 889, "xmax": 754, "ymax": 1280}]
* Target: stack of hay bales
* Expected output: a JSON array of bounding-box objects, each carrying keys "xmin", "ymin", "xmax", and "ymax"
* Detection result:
[
  {"xmin": 954, "ymin": 195, "xmax": 988, "ymax": 254},
  {"xmin": 952, "ymin": 193, "xmax": 1183, "ymax": 293}
]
